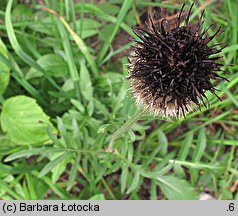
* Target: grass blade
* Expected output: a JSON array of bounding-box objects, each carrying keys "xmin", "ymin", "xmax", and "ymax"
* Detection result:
[
  {"xmin": 56, "ymin": 18, "xmax": 81, "ymax": 100},
  {"xmin": 43, "ymin": 7, "xmax": 98, "ymax": 77},
  {"xmin": 97, "ymin": 0, "xmax": 132, "ymax": 64},
  {"xmin": 5, "ymin": 0, "xmax": 69, "ymax": 99}
]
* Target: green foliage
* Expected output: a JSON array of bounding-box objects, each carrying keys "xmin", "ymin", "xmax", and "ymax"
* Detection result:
[
  {"xmin": 1, "ymin": 96, "xmax": 55, "ymax": 145},
  {"xmin": 27, "ymin": 54, "xmax": 69, "ymax": 79},
  {"xmin": 0, "ymin": 39, "xmax": 10, "ymax": 95},
  {"xmin": 158, "ymin": 175, "xmax": 198, "ymax": 200},
  {"xmin": 0, "ymin": 0, "xmax": 237, "ymax": 200}
]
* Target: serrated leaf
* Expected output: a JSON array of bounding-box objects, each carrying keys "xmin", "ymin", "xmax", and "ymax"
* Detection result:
[
  {"xmin": 1, "ymin": 96, "xmax": 56, "ymax": 145},
  {"xmin": 157, "ymin": 175, "xmax": 198, "ymax": 200}
]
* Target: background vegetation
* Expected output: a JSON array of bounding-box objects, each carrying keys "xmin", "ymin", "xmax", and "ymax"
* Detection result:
[{"xmin": 0, "ymin": 0, "xmax": 237, "ymax": 200}]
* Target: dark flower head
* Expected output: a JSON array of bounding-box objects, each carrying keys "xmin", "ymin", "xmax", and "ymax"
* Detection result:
[{"xmin": 127, "ymin": 3, "xmax": 228, "ymax": 118}]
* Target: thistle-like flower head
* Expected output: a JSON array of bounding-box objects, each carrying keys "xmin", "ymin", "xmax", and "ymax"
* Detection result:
[{"xmin": 127, "ymin": 3, "xmax": 228, "ymax": 118}]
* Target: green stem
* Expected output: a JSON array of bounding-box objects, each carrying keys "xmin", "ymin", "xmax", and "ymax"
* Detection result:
[
  {"xmin": 108, "ymin": 108, "xmax": 146, "ymax": 150},
  {"xmin": 101, "ymin": 177, "xmax": 116, "ymax": 200}
]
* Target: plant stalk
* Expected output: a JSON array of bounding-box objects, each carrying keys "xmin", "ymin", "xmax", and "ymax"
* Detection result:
[{"xmin": 108, "ymin": 108, "xmax": 146, "ymax": 151}]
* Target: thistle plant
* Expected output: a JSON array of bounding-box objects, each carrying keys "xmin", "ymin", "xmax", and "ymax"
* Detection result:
[
  {"xmin": 109, "ymin": 3, "xmax": 228, "ymax": 149},
  {"xmin": 128, "ymin": 3, "xmax": 228, "ymax": 118}
]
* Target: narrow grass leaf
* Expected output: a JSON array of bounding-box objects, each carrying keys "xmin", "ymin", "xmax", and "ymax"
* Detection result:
[
  {"xmin": 0, "ymin": 180, "xmax": 23, "ymax": 199},
  {"xmin": 74, "ymin": 4, "xmax": 134, "ymax": 37},
  {"xmin": 32, "ymin": 171, "xmax": 70, "ymax": 199},
  {"xmin": 192, "ymin": 128, "xmax": 207, "ymax": 162},
  {"xmin": 44, "ymin": 7, "xmax": 98, "ymax": 76},
  {"xmin": 56, "ymin": 18, "xmax": 81, "ymax": 100},
  {"xmin": 5, "ymin": 0, "xmax": 68, "ymax": 97},
  {"xmin": 0, "ymin": 53, "xmax": 47, "ymax": 106},
  {"xmin": 25, "ymin": 173, "xmax": 37, "ymax": 200},
  {"xmin": 97, "ymin": 0, "xmax": 132, "ymax": 64},
  {"xmin": 221, "ymin": 84, "xmax": 238, "ymax": 108},
  {"xmin": 190, "ymin": 128, "xmax": 207, "ymax": 185}
]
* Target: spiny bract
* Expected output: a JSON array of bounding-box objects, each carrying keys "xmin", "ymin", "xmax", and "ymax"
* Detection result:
[{"xmin": 127, "ymin": 3, "xmax": 228, "ymax": 118}]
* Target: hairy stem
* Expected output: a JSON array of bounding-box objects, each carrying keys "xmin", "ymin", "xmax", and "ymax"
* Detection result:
[{"xmin": 108, "ymin": 108, "xmax": 146, "ymax": 150}]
